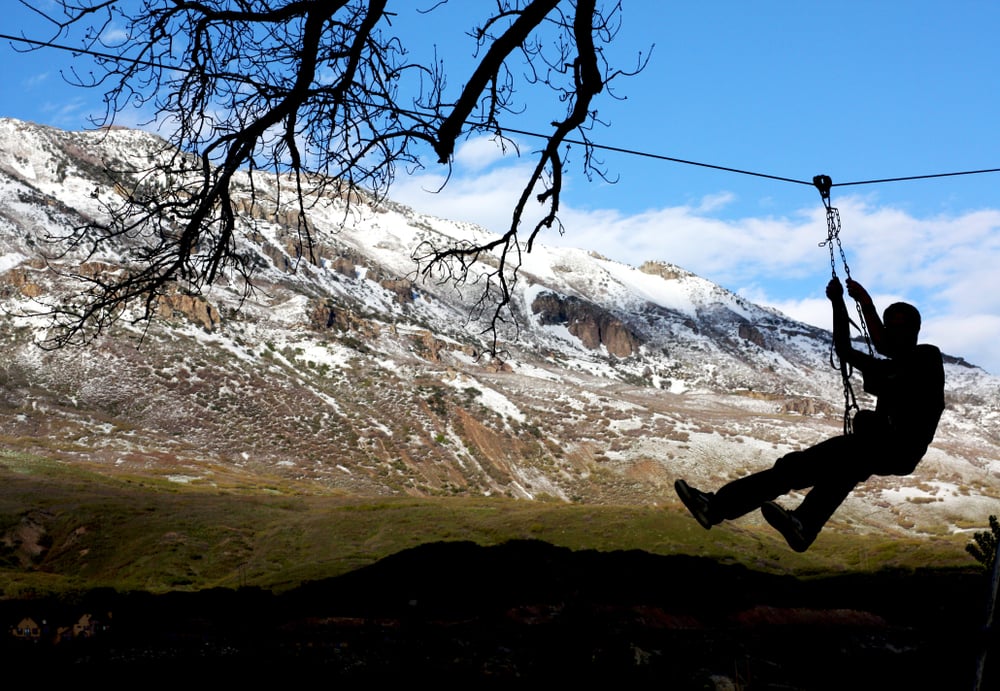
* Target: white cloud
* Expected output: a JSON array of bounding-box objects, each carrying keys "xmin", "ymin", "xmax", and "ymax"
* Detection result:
[
  {"xmin": 393, "ymin": 156, "xmax": 545, "ymax": 235},
  {"xmin": 747, "ymin": 293, "xmax": 829, "ymax": 327},
  {"xmin": 392, "ymin": 162, "xmax": 1000, "ymax": 373},
  {"xmin": 556, "ymin": 204, "xmax": 822, "ymax": 284},
  {"xmin": 39, "ymin": 97, "xmax": 93, "ymax": 127},
  {"xmin": 24, "ymin": 72, "xmax": 50, "ymax": 88},
  {"xmin": 695, "ymin": 191, "xmax": 736, "ymax": 213},
  {"xmin": 922, "ymin": 313, "xmax": 1000, "ymax": 368},
  {"xmin": 101, "ymin": 26, "xmax": 129, "ymax": 46},
  {"xmin": 453, "ymin": 136, "xmax": 512, "ymax": 171}
]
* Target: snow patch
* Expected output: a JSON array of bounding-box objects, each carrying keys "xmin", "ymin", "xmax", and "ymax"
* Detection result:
[
  {"xmin": 0, "ymin": 252, "xmax": 26, "ymax": 273},
  {"xmin": 443, "ymin": 372, "xmax": 526, "ymax": 423}
]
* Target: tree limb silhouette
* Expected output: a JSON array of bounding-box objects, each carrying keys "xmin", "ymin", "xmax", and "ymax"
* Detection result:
[{"xmin": 26, "ymin": 0, "xmax": 645, "ymax": 350}]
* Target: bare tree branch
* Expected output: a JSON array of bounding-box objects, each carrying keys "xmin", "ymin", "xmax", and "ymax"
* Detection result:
[{"xmin": 26, "ymin": 0, "xmax": 646, "ymax": 351}]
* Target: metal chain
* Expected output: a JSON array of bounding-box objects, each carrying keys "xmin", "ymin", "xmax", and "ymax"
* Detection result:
[
  {"xmin": 819, "ymin": 201, "xmax": 872, "ymax": 351},
  {"xmin": 819, "ymin": 205, "xmax": 850, "ymax": 278},
  {"xmin": 813, "ymin": 175, "xmax": 873, "ymax": 434}
]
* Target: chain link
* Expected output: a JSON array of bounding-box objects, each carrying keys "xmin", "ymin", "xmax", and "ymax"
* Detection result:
[
  {"xmin": 819, "ymin": 206, "xmax": 850, "ymax": 279},
  {"xmin": 813, "ymin": 176, "xmax": 873, "ymax": 435}
]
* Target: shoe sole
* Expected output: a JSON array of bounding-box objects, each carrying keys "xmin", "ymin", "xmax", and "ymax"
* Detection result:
[
  {"xmin": 674, "ymin": 479, "xmax": 713, "ymax": 530},
  {"xmin": 761, "ymin": 502, "xmax": 812, "ymax": 552}
]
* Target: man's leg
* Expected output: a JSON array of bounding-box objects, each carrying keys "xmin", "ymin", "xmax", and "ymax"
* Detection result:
[
  {"xmin": 710, "ymin": 435, "xmax": 855, "ymax": 521},
  {"xmin": 675, "ymin": 468, "xmax": 789, "ymax": 528},
  {"xmin": 794, "ymin": 475, "xmax": 864, "ymax": 534},
  {"xmin": 711, "ymin": 467, "xmax": 788, "ymax": 521},
  {"xmin": 764, "ymin": 436, "xmax": 876, "ymax": 550},
  {"xmin": 761, "ymin": 476, "xmax": 860, "ymax": 552}
]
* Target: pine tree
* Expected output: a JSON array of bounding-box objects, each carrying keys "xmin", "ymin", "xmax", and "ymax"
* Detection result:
[{"xmin": 967, "ymin": 515, "xmax": 1000, "ymax": 572}]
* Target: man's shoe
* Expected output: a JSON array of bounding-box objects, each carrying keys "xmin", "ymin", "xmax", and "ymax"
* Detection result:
[
  {"xmin": 674, "ymin": 479, "xmax": 716, "ymax": 530},
  {"xmin": 761, "ymin": 502, "xmax": 815, "ymax": 552}
]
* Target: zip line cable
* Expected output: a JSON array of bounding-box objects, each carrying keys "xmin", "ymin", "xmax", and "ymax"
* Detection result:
[
  {"xmin": 4, "ymin": 30, "xmax": 1000, "ymax": 191},
  {"xmin": 2, "ymin": 32, "xmax": 170, "ymax": 73},
  {"xmin": 499, "ymin": 126, "xmax": 812, "ymax": 186},
  {"xmin": 500, "ymin": 127, "xmax": 1000, "ymax": 189},
  {"xmin": 833, "ymin": 168, "xmax": 1000, "ymax": 187}
]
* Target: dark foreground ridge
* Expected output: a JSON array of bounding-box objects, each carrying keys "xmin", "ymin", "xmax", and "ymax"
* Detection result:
[{"xmin": 2, "ymin": 539, "xmax": 993, "ymax": 688}]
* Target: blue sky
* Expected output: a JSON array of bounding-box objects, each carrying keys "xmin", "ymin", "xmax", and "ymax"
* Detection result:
[{"xmin": 2, "ymin": 2, "xmax": 1000, "ymax": 372}]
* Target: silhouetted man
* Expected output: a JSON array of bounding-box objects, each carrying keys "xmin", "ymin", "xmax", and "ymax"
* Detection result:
[{"xmin": 675, "ymin": 277, "xmax": 945, "ymax": 551}]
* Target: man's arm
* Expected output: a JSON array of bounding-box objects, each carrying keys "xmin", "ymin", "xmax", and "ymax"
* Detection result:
[
  {"xmin": 827, "ymin": 277, "xmax": 867, "ymax": 368},
  {"xmin": 846, "ymin": 278, "xmax": 886, "ymax": 355}
]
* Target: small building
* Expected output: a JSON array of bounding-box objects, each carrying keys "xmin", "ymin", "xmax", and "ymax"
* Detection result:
[
  {"xmin": 12, "ymin": 617, "xmax": 41, "ymax": 640},
  {"xmin": 73, "ymin": 613, "xmax": 96, "ymax": 638}
]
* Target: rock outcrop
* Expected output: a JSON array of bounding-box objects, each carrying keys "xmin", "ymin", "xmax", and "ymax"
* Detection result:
[
  {"xmin": 531, "ymin": 291, "xmax": 639, "ymax": 357},
  {"xmin": 639, "ymin": 260, "xmax": 693, "ymax": 282},
  {"xmin": 156, "ymin": 293, "xmax": 220, "ymax": 330},
  {"xmin": 738, "ymin": 323, "xmax": 767, "ymax": 349}
]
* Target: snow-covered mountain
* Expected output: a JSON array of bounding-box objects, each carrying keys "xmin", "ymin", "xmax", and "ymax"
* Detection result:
[{"xmin": 0, "ymin": 118, "xmax": 996, "ymax": 539}]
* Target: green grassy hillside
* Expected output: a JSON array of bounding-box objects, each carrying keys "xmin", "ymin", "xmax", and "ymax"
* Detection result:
[{"xmin": 0, "ymin": 450, "xmax": 976, "ymax": 597}]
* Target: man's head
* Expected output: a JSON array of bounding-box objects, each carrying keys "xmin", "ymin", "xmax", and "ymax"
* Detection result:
[{"xmin": 882, "ymin": 302, "xmax": 921, "ymax": 356}]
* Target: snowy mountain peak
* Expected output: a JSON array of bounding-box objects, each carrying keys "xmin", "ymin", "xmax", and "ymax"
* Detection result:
[{"xmin": 0, "ymin": 118, "xmax": 996, "ymax": 538}]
